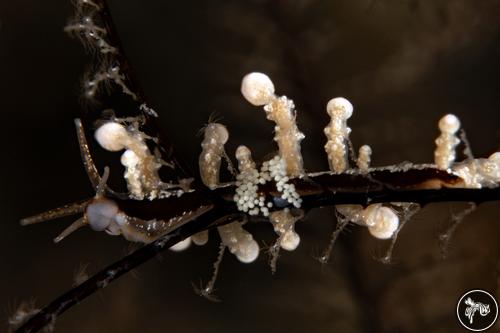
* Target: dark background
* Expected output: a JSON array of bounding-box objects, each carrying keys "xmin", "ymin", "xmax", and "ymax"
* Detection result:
[{"xmin": 1, "ymin": 0, "xmax": 500, "ymax": 332}]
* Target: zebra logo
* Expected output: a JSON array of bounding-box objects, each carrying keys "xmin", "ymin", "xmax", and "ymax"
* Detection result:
[{"xmin": 457, "ymin": 290, "xmax": 498, "ymax": 331}]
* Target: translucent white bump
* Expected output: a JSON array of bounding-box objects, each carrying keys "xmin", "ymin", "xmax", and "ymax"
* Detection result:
[
  {"xmin": 206, "ymin": 123, "xmax": 229, "ymax": 144},
  {"xmin": 280, "ymin": 231, "xmax": 300, "ymax": 251},
  {"xmin": 236, "ymin": 239, "xmax": 260, "ymax": 263},
  {"xmin": 192, "ymin": 230, "xmax": 209, "ymax": 246},
  {"xmin": 94, "ymin": 122, "xmax": 128, "ymax": 151},
  {"xmin": 86, "ymin": 198, "xmax": 119, "ymax": 231},
  {"xmin": 120, "ymin": 149, "xmax": 140, "ymax": 167},
  {"xmin": 489, "ymin": 152, "xmax": 500, "ymax": 162},
  {"xmin": 326, "ymin": 97, "xmax": 353, "ymax": 119},
  {"xmin": 363, "ymin": 204, "xmax": 399, "ymax": 239},
  {"xmin": 438, "ymin": 114, "xmax": 460, "ymax": 133},
  {"xmin": 169, "ymin": 237, "xmax": 192, "ymax": 251},
  {"xmin": 241, "ymin": 72, "xmax": 275, "ymax": 106}
]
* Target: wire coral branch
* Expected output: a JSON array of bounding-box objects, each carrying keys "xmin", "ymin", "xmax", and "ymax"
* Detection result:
[
  {"xmin": 15, "ymin": 207, "xmax": 234, "ymax": 333},
  {"xmin": 16, "ymin": 167, "xmax": 500, "ymax": 332}
]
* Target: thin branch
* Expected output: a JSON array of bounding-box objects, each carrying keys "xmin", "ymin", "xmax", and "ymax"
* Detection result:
[
  {"xmin": 15, "ymin": 208, "xmax": 234, "ymax": 333},
  {"xmin": 15, "ymin": 166, "xmax": 500, "ymax": 332}
]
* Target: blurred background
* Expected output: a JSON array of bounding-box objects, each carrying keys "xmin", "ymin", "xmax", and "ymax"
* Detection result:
[{"xmin": 1, "ymin": 0, "xmax": 500, "ymax": 332}]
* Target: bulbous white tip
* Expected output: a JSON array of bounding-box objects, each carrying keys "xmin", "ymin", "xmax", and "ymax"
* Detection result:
[
  {"xmin": 326, "ymin": 97, "xmax": 353, "ymax": 119},
  {"xmin": 280, "ymin": 230, "xmax": 300, "ymax": 251},
  {"xmin": 95, "ymin": 122, "xmax": 128, "ymax": 151},
  {"xmin": 192, "ymin": 230, "xmax": 209, "ymax": 246},
  {"xmin": 438, "ymin": 114, "xmax": 460, "ymax": 133},
  {"xmin": 359, "ymin": 145, "xmax": 372, "ymax": 156},
  {"xmin": 170, "ymin": 237, "xmax": 192, "ymax": 252},
  {"xmin": 236, "ymin": 145, "xmax": 251, "ymax": 160},
  {"xmin": 241, "ymin": 72, "xmax": 275, "ymax": 106},
  {"xmin": 363, "ymin": 205, "xmax": 399, "ymax": 240},
  {"xmin": 489, "ymin": 152, "xmax": 500, "ymax": 162},
  {"xmin": 120, "ymin": 149, "xmax": 140, "ymax": 167},
  {"xmin": 206, "ymin": 123, "xmax": 229, "ymax": 144},
  {"xmin": 86, "ymin": 198, "xmax": 119, "ymax": 231},
  {"xmin": 235, "ymin": 239, "xmax": 260, "ymax": 263}
]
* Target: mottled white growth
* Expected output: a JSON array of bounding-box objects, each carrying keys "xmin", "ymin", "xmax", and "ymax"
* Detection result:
[
  {"xmin": 95, "ymin": 122, "xmax": 128, "ymax": 151},
  {"xmin": 235, "ymin": 145, "xmax": 256, "ymax": 172},
  {"xmin": 324, "ymin": 97, "xmax": 354, "ymax": 173},
  {"xmin": 241, "ymin": 72, "xmax": 305, "ymax": 176},
  {"xmin": 337, "ymin": 204, "xmax": 400, "ymax": 240},
  {"xmin": 217, "ymin": 222, "xmax": 259, "ymax": 263},
  {"xmin": 452, "ymin": 152, "xmax": 500, "ymax": 188},
  {"xmin": 434, "ymin": 114, "xmax": 461, "ymax": 170},
  {"xmin": 192, "ymin": 230, "xmax": 209, "ymax": 246},
  {"xmin": 269, "ymin": 208, "xmax": 302, "ymax": 251},
  {"xmin": 170, "ymin": 237, "xmax": 192, "ymax": 252},
  {"xmin": 362, "ymin": 204, "xmax": 399, "ymax": 239},
  {"xmin": 199, "ymin": 123, "xmax": 229, "ymax": 189},
  {"xmin": 357, "ymin": 145, "xmax": 372, "ymax": 172},
  {"xmin": 241, "ymin": 72, "xmax": 275, "ymax": 106},
  {"xmin": 95, "ymin": 121, "xmax": 165, "ymax": 200}
]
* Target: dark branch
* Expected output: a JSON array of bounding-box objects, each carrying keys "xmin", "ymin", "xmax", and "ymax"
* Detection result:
[
  {"xmin": 15, "ymin": 167, "xmax": 500, "ymax": 332},
  {"xmin": 15, "ymin": 207, "xmax": 236, "ymax": 333}
]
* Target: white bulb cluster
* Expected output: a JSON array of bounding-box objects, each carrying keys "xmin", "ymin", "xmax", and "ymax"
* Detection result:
[
  {"xmin": 434, "ymin": 114, "xmax": 461, "ymax": 170},
  {"xmin": 269, "ymin": 208, "xmax": 302, "ymax": 251},
  {"xmin": 324, "ymin": 97, "xmax": 353, "ymax": 173},
  {"xmin": 452, "ymin": 152, "xmax": 500, "ymax": 188},
  {"xmin": 233, "ymin": 154, "xmax": 302, "ymax": 217},
  {"xmin": 233, "ymin": 146, "xmax": 272, "ymax": 216},
  {"xmin": 95, "ymin": 121, "xmax": 167, "ymax": 200},
  {"xmin": 217, "ymin": 222, "xmax": 259, "ymax": 263},
  {"xmin": 336, "ymin": 203, "xmax": 399, "ymax": 240},
  {"xmin": 241, "ymin": 72, "xmax": 305, "ymax": 177},
  {"xmin": 262, "ymin": 156, "xmax": 302, "ymax": 208}
]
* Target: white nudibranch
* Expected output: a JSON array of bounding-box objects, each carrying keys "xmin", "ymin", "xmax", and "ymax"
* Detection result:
[
  {"xmin": 362, "ymin": 204, "xmax": 399, "ymax": 240},
  {"xmin": 94, "ymin": 121, "xmax": 165, "ymax": 200},
  {"xmin": 269, "ymin": 208, "xmax": 303, "ymax": 251},
  {"xmin": 324, "ymin": 97, "xmax": 354, "ymax": 173},
  {"xmin": 336, "ymin": 204, "xmax": 399, "ymax": 240},
  {"xmin": 217, "ymin": 222, "xmax": 259, "ymax": 263},
  {"xmin": 434, "ymin": 114, "xmax": 461, "ymax": 170},
  {"xmin": 199, "ymin": 123, "xmax": 229, "ymax": 189},
  {"xmin": 241, "ymin": 72, "xmax": 305, "ymax": 177}
]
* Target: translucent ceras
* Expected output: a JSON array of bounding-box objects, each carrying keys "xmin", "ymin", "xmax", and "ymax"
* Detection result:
[
  {"xmin": 199, "ymin": 123, "xmax": 229, "ymax": 189},
  {"xmin": 324, "ymin": 97, "xmax": 353, "ymax": 173},
  {"xmin": 94, "ymin": 121, "xmax": 163, "ymax": 200},
  {"xmin": 434, "ymin": 114, "xmax": 461, "ymax": 170},
  {"xmin": 269, "ymin": 208, "xmax": 303, "ymax": 251},
  {"xmin": 241, "ymin": 72, "xmax": 305, "ymax": 177}
]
